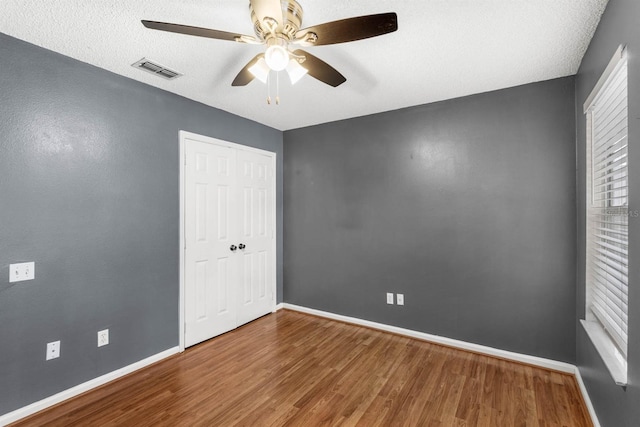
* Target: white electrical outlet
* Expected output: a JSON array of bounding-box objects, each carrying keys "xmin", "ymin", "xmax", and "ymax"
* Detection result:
[
  {"xmin": 9, "ymin": 262, "xmax": 35, "ymax": 283},
  {"xmin": 386, "ymin": 292, "xmax": 394, "ymax": 304},
  {"xmin": 397, "ymin": 293, "xmax": 405, "ymax": 306},
  {"xmin": 98, "ymin": 329, "xmax": 109, "ymax": 347},
  {"xmin": 46, "ymin": 341, "xmax": 60, "ymax": 360}
]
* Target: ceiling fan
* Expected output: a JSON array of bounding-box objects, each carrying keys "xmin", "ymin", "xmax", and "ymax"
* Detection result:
[{"xmin": 141, "ymin": 0, "xmax": 398, "ymax": 89}]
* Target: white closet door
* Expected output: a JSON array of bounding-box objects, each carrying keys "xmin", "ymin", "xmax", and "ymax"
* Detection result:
[
  {"xmin": 183, "ymin": 132, "xmax": 276, "ymax": 348},
  {"xmin": 184, "ymin": 139, "xmax": 237, "ymax": 347},
  {"xmin": 236, "ymin": 149, "xmax": 275, "ymax": 326}
]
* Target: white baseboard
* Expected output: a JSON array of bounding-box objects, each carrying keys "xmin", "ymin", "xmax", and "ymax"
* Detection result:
[
  {"xmin": 282, "ymin": 303, "xmax": 575, "ymax": 373},
  {"xmin": 0, "ymin": 346, "xmax": 180, "ymax": 426},
  {"xmin": 575, "ymin": 366, "xmax": 601, "ymax": 427},
  {"xmin": 274, "ymin": 302, "xmax": 284, "ymax": 312}
]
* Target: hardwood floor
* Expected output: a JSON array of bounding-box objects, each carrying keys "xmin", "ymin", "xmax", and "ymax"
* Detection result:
[{"xmin": 12, "ymin": 310, "xmax": 592, "ymax": 426}]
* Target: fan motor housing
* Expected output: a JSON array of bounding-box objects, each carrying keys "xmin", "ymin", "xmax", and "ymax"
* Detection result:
[{"xmin": 251, "ymin": 0, "xmax": 304, "ymax": 40}]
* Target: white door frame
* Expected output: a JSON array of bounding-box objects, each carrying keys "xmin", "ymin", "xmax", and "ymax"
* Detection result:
[{"xmin": 178, "ymin": 130, "xmax": 277, "ymax": 352}]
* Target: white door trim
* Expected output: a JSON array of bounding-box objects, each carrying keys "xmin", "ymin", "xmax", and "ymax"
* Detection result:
[{"xmin": 178, "ymin": 130, "xmax": 277, "ymax": 352}]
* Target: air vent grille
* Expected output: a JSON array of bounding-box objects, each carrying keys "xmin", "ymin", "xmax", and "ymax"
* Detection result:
[
  {"xmin": 132, "ymin": 58, "xmax": 182, "ymax": 80},
  {"xmin": 157, "ymin": 68, "xmax": 179, "ymax": 79}
]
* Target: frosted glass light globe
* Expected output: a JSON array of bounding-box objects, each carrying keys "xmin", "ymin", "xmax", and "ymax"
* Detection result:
[
  {"xmin": 265, "ymin": 45, "xmax": 289, "ymax": 71},
  {"xmin": 286, "ymin": 58, "xmax": 308, "ymax": 84}
]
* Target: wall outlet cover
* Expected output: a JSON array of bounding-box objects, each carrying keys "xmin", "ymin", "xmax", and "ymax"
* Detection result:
[
  {"xmin": 46, "ymin": 341, "xmax": 60, "ymax": 360},
  {"xmin": 98, "ymin": 329, "xmax": 109, "ymax": 347},
  {"xmin": 397, "ymin": 293, "xmax": 405, "ymax": 305}
]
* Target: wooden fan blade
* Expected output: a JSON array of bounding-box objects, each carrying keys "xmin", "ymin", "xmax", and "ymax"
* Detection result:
[
  {"xmin": 250, "ymin": 0, "xmax": 283, "ymax": 27},
  {"xmin": 295, "ymin": 13, "xmax": 398, "ymax": 46},
  {"xmin": 142, "ymin": 20, "xmax": 252, "ymax": 42},
  {"xmin": 232, "ymin": 54, "xmax": 264, "ymax": 86},
  {"xmin": 293, "ymin": 50, "xmax": 346, "ymax": 87}
]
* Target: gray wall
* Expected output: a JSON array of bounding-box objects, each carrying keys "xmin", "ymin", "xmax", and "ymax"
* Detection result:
[
  {"xmin": 284, "ymin": 77, "xmax": 577, "ymax": 363},
  {"xmin": 0, "ymin": 33, "xmax": 282, "ymax": 415},
  {"xmin": 575, "ymin": 0, "xmax": 640, "ymax": 425}
]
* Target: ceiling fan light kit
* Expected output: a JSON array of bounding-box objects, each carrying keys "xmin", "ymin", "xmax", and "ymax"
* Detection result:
[{"xmin": 142, "ymin": 0, "xmax": 398, "ymax": 103}]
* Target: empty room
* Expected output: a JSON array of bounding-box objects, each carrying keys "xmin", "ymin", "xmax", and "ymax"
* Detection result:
[{"xmin": 1, "ymin": 0, "xmax": 638, "ymax": 426}]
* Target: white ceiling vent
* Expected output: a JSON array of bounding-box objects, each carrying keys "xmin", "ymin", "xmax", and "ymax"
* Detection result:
[{"xmin": 132, "ymin": 58, "xmax": 182, "ymax": 80}]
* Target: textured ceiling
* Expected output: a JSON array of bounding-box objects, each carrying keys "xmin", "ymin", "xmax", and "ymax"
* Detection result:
[{"xmin": 0, "ymin": 0, "xmax": 608, "ymax": 130}]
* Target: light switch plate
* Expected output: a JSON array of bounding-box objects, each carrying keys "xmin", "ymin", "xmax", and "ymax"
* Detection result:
[
  {"xmin": 9, "ymin": 262, "xmax": 35, "ymax": 283},
  {"xmin": 397, "ymin": 293, "xmax": 405, "ymax": 306}
]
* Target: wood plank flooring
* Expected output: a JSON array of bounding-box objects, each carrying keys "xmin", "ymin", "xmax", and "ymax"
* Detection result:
[{"xmin": 11, "ymin": 310, "xmax": 592, "ymax": 426}]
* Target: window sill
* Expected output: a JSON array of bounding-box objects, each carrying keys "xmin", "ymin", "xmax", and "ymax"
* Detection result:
[{"xmin": 581, "ymin": 319, "xmax": 627, "ymax": 386}]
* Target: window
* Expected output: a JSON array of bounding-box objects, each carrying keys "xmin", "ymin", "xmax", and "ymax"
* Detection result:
[{"xmin": 582, "ymin": 45, "xmax": 628, "ymax": 385}]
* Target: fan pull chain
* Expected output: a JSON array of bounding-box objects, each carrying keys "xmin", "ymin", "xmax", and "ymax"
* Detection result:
[
  {"xmin": 266, "ymin": 71, "xmax": 271, "ymax": 105},
  {"xmin": 264, "ymin": 71, "xmax": 281, "ymax": 106}
]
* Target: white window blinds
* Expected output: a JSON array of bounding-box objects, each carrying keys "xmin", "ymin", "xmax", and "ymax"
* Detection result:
[{"xmin": 585, "ymin": 47, "xmax": 628, "ymax": 358}]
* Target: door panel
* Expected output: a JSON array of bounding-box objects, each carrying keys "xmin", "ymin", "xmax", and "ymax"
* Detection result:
[
  {"xmin": 236, "ymin": 149, "xmax": 274, "ymax": 326},
  {"xmin": 185, "ymin": 139, "xmax": 237, "ymax": 347}
]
